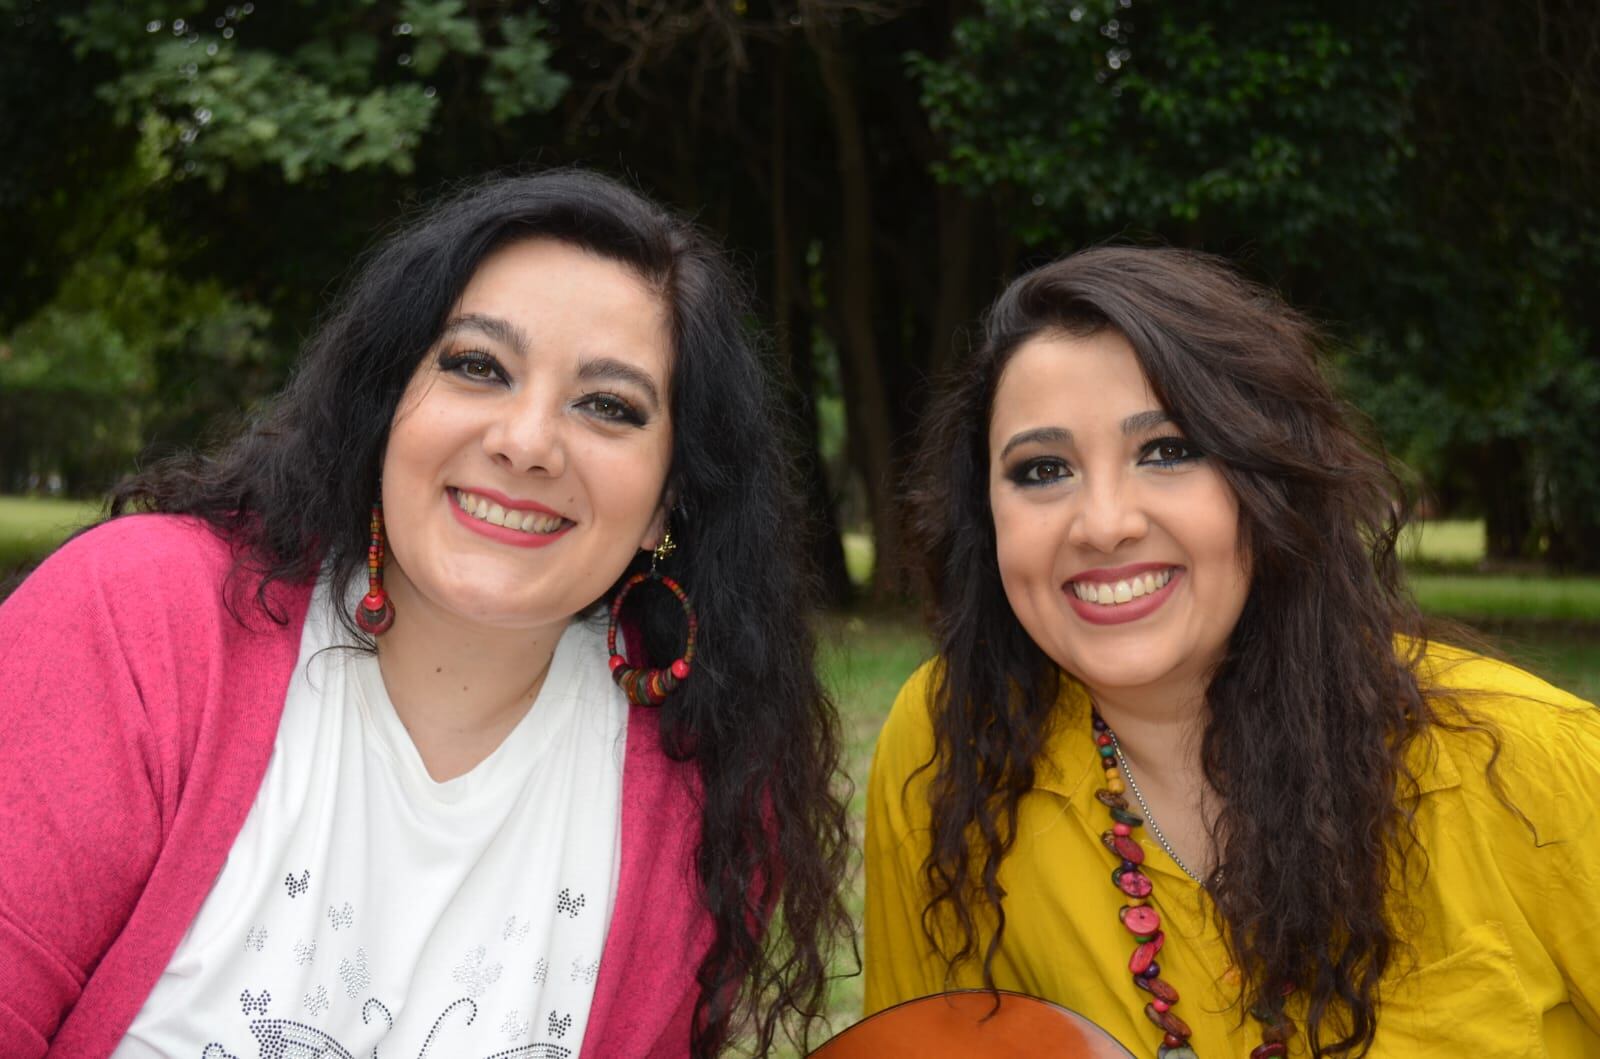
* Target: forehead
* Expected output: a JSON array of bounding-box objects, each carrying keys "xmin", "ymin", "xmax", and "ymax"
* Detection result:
[
  {"xmin": 456, "ymin": 237, "xmax": 672, "ymax": 363},
  {"xmin": 988, "ymin": 328, "xmax": 1160, "ymax": 444}
]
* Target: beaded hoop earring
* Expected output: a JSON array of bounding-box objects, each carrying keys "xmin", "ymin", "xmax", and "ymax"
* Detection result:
[
  {"xmin": 606, "ymin": 530, "xmax": 697, "ymax": 706},
  {"xmin": 354, "ymin": 501, "xmax": 396, "ymax": 635}
]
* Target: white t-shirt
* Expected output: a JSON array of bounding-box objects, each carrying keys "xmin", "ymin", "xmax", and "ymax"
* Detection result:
[{"xmin": 116, "ymin": 581, "xmax": 627, "ymax": 1059}]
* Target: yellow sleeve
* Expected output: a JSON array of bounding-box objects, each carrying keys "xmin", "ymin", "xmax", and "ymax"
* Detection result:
[
  {"xmin": 1429, "ymin": 648, "xmax": 1600, "ymax": 1033},
  {"xmin": 1492, "ymin": 700, "xmax": 1600, "ymax": 1032},
  {"xmin": 863, "ymin": 660, "xmax": 951, "ymax": 1015}
]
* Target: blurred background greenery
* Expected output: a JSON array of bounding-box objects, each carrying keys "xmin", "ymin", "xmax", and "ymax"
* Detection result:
[
  {"xmin": 3, "ymin": 0, "xmax": 1599, "ymax": 591},
  {"xmin": 3, "ymin": 0, "xmax": 1598, "ymax": 1035}
]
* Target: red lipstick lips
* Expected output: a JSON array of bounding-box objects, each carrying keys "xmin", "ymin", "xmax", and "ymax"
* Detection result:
[
  {"xmin": 1063, "ymin": 563, "xmax": 1182, "ymax": 626},
  {"xmin": 449, "ymin": 486, "xmax": 573, "ymax": 549}
]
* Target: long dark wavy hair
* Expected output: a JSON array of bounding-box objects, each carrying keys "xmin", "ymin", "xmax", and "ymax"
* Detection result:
[
  {"xmin": 109, "ymin": 169, "xmax": 852, "ymax": 1056},
  {"xmin": 906, "ymin": 246, "xmax": 1489, "ymax": 1055}
]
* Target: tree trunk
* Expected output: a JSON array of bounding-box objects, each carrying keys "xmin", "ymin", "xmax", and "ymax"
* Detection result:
[
  {"xmin": 929, "ymin": 185, "xmax": 977, "ymax": 377},
  {"xmin": 1481, "ymin": 437, "xmax": 1535, "ymax": 561},
  {"xmin": 770, "ymin": 42, "xmax": 851, "ymax": 605},
  {"xmin": 806, "ymin": 8, "xmax": 903, "ymax": 599}
]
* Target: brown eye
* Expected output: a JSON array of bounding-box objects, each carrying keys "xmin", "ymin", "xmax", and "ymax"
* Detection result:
[
  {"xmin": 1140, "ymin": 437, "xmax": 1200, "ymax": 466},
  {"xmin": 577, "ymin": 392, "xmax": 646, "ymax": 426},
  {"xmin": 1009, "ymin": 458, "xmax": 1072, "ymax": 486},
  {"xmin": 437, "ymin": 349, "xmax": 505, "ymax": 383}
]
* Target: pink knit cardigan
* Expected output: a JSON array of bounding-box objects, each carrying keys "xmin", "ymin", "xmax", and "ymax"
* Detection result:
[{"xmin": 0, "ymin": 515, "xmax": 710, "ymax": 1057}]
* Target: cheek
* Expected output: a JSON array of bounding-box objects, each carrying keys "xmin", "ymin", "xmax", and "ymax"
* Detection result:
[
  {"xmin": 990, "ymin": 494, "xmax": 1058, "ymax": 594},
  {"xmin": 1197, "ymin": 485, "xmax": 1244, "ymax": 565},
  {"xmin": 1187, "ymin": 482, "xmax": 1250, "ymax": 609}
]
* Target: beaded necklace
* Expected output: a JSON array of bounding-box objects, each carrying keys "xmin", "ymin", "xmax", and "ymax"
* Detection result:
[{"xmin": 1091, "ymin": 709, "xmax": 1294, "ymax": 1059}]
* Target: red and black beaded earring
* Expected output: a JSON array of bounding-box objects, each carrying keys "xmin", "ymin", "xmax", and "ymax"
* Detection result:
[
  {"xmin": 606, "ymin": 529, "xmax": 698, "ymax": 706},
  {"xmin": 355, "ymin": 501, "xmax": 396, "ymax": 635}
]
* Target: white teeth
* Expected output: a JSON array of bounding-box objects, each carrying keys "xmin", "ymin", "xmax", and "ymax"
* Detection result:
[
  {"xmin": 1072, "ymin": 569, "xmax": 1176, "ymax": 606},
  {"xmin": 453, "ymin": 490, "xmax": 565, "ymax": 536}
]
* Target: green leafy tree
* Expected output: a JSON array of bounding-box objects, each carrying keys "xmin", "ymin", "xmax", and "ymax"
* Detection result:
[{"xmin": 2, "ymin": 0, "xmax": 569, "ymax": 494}]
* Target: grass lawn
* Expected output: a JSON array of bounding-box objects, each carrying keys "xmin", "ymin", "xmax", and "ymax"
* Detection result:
[
  {"xmin": 813, "ymin": 611, "xmax": 933, "ymax": 1028},
  {"xmin": 1397, "ymin": 518, "xmax": 1484, "ymax": 566},
  {"xmin": 0, "ymin": 495, "xmax": 101, "ymax": 576},
  {"xmin": 1410, "ymin": 573, "xmax": 1600, "ymax": 623}
]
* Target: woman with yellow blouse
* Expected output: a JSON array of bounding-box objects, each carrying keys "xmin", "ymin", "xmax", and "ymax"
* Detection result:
[{"xmin": 864, "ymin": 247, "xmax": 1600, "ymax": 1057}]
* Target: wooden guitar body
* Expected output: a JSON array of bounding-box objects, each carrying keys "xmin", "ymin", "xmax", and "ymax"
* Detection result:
[{"xmin": 811, "ymin": 991, "xmax": 1136, "ymax": 1058}]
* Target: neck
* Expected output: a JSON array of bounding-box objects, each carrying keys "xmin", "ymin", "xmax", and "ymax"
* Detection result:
[
  {"xmin": 1086, "ymin": 678, "xmax": 1207, "ymax": 780},
  {"xmin": 1086, "ymin": 677, "xmax": 1218, "ymax": 879},
  {"xmin": 373, "ymin": 575, "xmax": 567, "ymax": 781}
]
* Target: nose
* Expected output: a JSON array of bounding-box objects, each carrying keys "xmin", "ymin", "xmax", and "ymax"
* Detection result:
[
  {"xmin": 1066, "ymin": 473, "xmax": 1149, "ymax": 553},
  {"xmin": 483, "ymin": 394, "xmax": 566, "ymax": 476}
]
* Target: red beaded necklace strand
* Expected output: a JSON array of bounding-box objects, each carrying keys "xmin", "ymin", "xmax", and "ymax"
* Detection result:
[{"xmin": 1091, "ymin": 709, "xmax": 1294, "ymax": 1059}]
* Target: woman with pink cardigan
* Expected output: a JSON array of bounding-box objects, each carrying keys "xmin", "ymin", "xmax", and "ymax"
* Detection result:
[{"xmin": 0, "ymin": 171, "xmax": 850, "ymax": 1058}]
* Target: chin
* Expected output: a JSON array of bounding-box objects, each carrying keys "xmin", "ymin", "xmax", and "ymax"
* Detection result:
[{"xmin": 1058, "ymin": 640, "xmax": 1181, "ymax": 696}]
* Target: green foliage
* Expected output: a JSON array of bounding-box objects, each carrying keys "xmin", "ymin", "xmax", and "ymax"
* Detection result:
[
  {"xmin": 58, "ymin": 0, "xmax": 565, "ymax": 185},
  {"xmin": 3, "ymin": 0, "xmax": 572, "ymax": 494},
  {"xmin": 911, "ymin": 0, "xmax": 1412, "ymax": 252},
  {"xmin": 106, "ymin": 43, "xmax": 438, "ymax": 184},
  {"xmin": 0, "ymin": 209, "xmax": 274, "ymax": 492},
  {"xmin": 484, "ymin": 12, "xmax": 569, "ymax": 122},
  {"xmin": 398, "ymin": 0, "xmax": 482, "ymax": 76}
]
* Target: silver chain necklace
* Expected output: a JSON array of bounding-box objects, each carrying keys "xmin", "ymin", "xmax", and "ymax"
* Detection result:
[{"xmin": 1104, "ymin": 726, "xmax": 1217, "ymax": 888}]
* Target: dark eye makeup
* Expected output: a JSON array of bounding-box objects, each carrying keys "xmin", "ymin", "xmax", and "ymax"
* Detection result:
[
  {"xmin": 577, "ymin": 392, "xmax": 647, "ymax": 427},
  {"xmin": 1138, "ymin": 436, "xmax": 1202, "ymax": 467},
  {"xmin": 1006, "ymin": 457, "xmax": 1073, "ymax": 487},
  {"xmin": 437, "ymin": 348, "xmax": 506, "ymax": 383},
  {"xmin": 1003, "ymin": 434, "xmax": 1203, "ymax": 486},
  {"xmin": 435, "ymin": 348, "xmax": 650, "ymax": 428}
]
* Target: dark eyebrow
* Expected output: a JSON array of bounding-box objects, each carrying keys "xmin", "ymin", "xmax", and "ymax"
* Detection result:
[
  {"xmin": 578, "ymin": 357, "xmax": 662, "ymax": 411},
  {"xmin": 1122, "ymin": 410, "xmax": 1173, "ymax": 435},
  {"xmin": 440, "ymin": 316, "xmax": 663, "ymax": 411},
  {"xmin": 439, "ymin": 312, "xmax": 533, "ymax": 358},
  {"xmin": 999, "ymin": 426, "xmax": 1072, "ymax": 462},
  {"xmin": 998, "ymin": 411, "xmax": 1173, "ymax": 461}
]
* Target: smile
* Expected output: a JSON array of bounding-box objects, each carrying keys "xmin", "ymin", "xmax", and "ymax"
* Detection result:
[
  {"xmin": 1069, "ymin": 568, "xmax": 1174, "ymax": 606},
  {"xmin": 1063, "ymin": 565, "xmax": 1182, "ymax": 626},
  {"xmin": 450, "ymin": 488, "xmax": 571, "ymax": 535}
]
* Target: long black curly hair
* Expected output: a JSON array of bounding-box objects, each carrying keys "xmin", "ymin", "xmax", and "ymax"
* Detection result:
[
  {"xmin": 905, "ymin": 246, "xmax": 1492, "ymax": 1056},
  {"xmin": 109, "ymin": 169, "xmax": 853, "ymax": 1056}
]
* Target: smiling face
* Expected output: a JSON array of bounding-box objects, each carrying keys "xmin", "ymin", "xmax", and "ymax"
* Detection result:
[
  {"xmin": 379, "ymin": 237, "xmax": 674, "ymax": 635},
  {"xmin": 987, "ymin": 328, "xmax": 1250, "ymax": 706}
]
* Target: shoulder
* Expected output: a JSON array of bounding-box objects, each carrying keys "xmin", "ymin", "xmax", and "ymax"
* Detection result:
[
  {"xmin": 868, "ymin": 657, "xmax": 944, "ymax": 816},
  {"xmin": 1414, "ymin": 639, "xmax": 1599, "ymax": 839},
  {"xmin": 10, "ymin": 513, "xmax": 310, "ymax": 640},
  {"xmin": 1419, "ymin": 639, "xmax": 1596, "ymax": 751},
  {"xmin": 3, "ymin": 515, "xmax": 225, "ymax": 650},
  {"xmin": 12, "ymin": 513, "xmax": 235, "ymax": 614},
  {"xmin": 876, "ymin": 658, "xmax": 943, "ymax": 764},
  {"xmin": 1418, "ymin": 639, "xmax": 1592, "ymax": 711},
  {"xmin": 1, "ymin": 512, "xmax": 312, "ymax": 733}
]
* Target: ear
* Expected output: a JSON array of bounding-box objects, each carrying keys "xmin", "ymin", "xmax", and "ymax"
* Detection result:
[
  {"xmin": 638, "ymin": 507, "xmax": 668, "ymax": 553},
  {"xmin": 638, "ymin": 491, "xmax": 674, "ymax": 553}
]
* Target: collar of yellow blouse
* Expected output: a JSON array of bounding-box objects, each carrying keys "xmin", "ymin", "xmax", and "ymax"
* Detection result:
[{"xmin": 1032, "ymin": 678, "xmax": 1463, "ymax": 806}]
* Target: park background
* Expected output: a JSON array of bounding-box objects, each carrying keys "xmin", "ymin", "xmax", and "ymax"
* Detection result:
[{"xmin": 2, "ymin": 0, "xmax": 1598, "ymax": 1034}]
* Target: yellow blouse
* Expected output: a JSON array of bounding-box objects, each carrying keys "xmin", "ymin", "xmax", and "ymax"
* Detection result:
[{"xmin": 864, "ymin": 644, "xmax": 1600, "ymax": 1056}]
